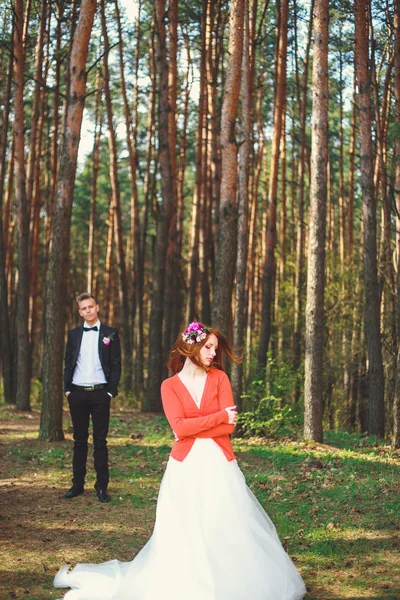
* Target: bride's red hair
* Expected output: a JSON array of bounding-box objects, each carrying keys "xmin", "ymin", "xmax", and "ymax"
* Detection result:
[{"xmin": 167, "ymin": 325, "xmax": 242, "ymax": 374}]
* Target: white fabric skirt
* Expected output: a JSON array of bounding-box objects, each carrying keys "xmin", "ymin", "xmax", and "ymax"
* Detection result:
[{"xmin": 54, "ymin": 438, "xmax": 306, "ymax": 600}]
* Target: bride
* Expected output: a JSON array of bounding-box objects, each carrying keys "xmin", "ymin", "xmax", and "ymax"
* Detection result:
[{"xmin": 54, "ymin": 322, "xmax": 306, "ymax": 599}]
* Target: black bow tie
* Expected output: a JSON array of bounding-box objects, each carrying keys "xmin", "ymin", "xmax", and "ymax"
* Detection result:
[{"xmin": 83, "ymin": 326, "xmax": 98, "ymax": 332}]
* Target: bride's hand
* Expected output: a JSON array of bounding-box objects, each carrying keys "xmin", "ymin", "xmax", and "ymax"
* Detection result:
[{"xmin": 225, "ymin": 405, "xmax": 238, "ymax": 425}]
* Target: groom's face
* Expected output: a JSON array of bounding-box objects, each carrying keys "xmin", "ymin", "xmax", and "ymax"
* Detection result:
[{"xmin": 78, "ymin": 298, "xmax": 100, "ymax": 326}]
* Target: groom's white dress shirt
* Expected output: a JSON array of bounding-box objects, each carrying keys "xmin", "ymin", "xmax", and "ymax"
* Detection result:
[{"xmin": 72, "ymin": 320, "xmax": 107, "ymax": 387}]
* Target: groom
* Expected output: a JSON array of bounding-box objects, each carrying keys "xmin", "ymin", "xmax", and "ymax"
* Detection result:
[{"xmin": 64, "ymin": 292, "xmax": 121, "ymax": 503}]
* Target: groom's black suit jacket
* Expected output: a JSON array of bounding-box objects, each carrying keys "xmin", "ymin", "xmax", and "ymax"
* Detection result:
[{"xmin": 64, "ymin": 323, "xmax": 122, "ymax": 397}]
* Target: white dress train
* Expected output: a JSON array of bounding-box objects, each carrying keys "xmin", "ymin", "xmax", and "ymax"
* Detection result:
[{"xmin": 54, "ymin": 438, "xmax": 306, "ymax": 599}]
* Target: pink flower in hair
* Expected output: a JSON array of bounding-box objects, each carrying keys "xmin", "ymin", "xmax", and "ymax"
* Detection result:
[{"xmin": 182, "ymin": 322, "xmax": 210, "ymax": 344}]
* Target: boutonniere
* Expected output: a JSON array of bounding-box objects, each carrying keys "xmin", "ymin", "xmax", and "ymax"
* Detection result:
[{"xmin": 102, "ymin": 332, "xmax": 115, "ymax": 346}]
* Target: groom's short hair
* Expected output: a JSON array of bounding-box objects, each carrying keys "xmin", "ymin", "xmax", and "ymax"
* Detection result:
[{"xmin": 76, "ymin": 292, "xmax": 97, "ymax": 305}]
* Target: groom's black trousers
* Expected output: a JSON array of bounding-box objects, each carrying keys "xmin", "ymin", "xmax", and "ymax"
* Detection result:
[{"xmin": 67, "ymin": 387, "xmax": 110, "ymax": 490}]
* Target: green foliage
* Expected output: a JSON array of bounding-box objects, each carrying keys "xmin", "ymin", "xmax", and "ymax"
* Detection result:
[{"xmin": 240, "ymin": 354, "xmax": 303, "ymax": 437}]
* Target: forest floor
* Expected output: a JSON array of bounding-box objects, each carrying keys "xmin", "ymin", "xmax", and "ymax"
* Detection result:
[{"xmin": 0, "ymin": 401, "xmax": 399, "ymax": 600}]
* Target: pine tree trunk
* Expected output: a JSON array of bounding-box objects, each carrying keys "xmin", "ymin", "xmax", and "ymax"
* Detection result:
[
  {"xmin": 393, "ymin": 0, "xmax": 400, "ymax": 448},
  {"xmin": 145, "ymin": 0, "xmax": 175, "ymax": 412},
  {"xmin": 170, "ymin": 25, "xmax": 191, "ymax": 343},
  {"xmin": 162, "ymin": 0, "xmax": 179, "ymax": 365},
  {"xmin": 29, "ymin": 83, "xmax": 46, "ymax": 359},
  {"xmin": 87, "ymin": 67, "xmax": 102, "ymax": 294},
  {"xmin": 136, "ymin": 25, "xmax": 156, "ymax": 399},
  {"xmin": 354, "ymin": 0, "xmax": 385, "ymax": 437},
  {"xmin": 115, "ymin": 0, "xmax": 142, "ymax": 388},
  {"xmin": 231, "ymin": 0, "xmax": 255, "ymax": 409},
  {"xmin": 44, "ymin": 3, "xmax": 62, "ymax": 270},
  {"xmin": 257, "ymin": 0, "xmax": 288, "ymax": 369},
  {"xmin": 100, "ymin": 0, "xmax": 132, "ymax": 391},
  {"xmin": 13, "ymin": 0, "xmax": 31, "ymax": 411},
  {"xmin": 0, "ymin": 22, "xmax": 14, "ymax": 404},
  {"xmin": 40, "ymin": 0, "xmax": 96, "ymax": 441},
  {"xmin": 303, "ymin": 0, "xmax": 329, "ymax": 443},
  {"xmin": 186, "ymin": 0, "xmax": 208, "ymax": 323},
  {"xmin": 212, "ymin": 0, "xmax": 245, "ymax": 335},
  {"xmin": 293, "ymin": 0, "xmax": 314, "ymax": 401}
]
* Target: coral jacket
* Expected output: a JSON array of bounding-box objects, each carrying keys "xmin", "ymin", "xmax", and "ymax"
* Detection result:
[{"xmin": 161, "ymin": 367, "xmax": 236, "ymax": 462}]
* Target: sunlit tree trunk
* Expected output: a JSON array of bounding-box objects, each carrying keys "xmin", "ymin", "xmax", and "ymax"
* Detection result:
[
  {"xmin": 40, "ymin": 0, "xmax": 96, "ymax": 441},
  {"xmin": 303, "ymin": 0, "xmax": 329, "ymax": 443},
  {"xmin": 257, "ymin": 0, "xmax": 288, "ymax": 369},
  {"xmin": 212, "ymin": 0, "xmax": 245, "ymax": 335}
]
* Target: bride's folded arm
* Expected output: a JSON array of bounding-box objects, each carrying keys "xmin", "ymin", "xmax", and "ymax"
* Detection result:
[
  {"xmin": 161, "ymin": 380, "xmax": 229, "ymax": 438},
  {"xmin": 194, "ymin": 422, "xmax": 235, "ymax": 438}
]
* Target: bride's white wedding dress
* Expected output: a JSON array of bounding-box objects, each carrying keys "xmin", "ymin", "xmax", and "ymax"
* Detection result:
[{"xmin": 54, "ymin": 438, "xmax": 306, "ymax": 599}]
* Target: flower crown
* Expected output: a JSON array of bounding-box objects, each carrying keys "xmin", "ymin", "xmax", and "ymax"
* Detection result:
[{"xmin": 181, "ymin": 322, "xmax": 211, "ymax": 345}]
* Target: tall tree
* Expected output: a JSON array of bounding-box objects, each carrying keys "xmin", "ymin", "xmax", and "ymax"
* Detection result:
[
  {"xmin": 100, "ymin": 0, "xmax": 132, "ymax": 391},
  {"xmin": 211, "ymin": 0, "xmax": 245, "ymax": 335},
  {"xmin": 13, "ymin": 0, "xmax": 31, "ymax": 411},
  {"xmin": 303, "ymin": 0, "xmax": 329, "ymax": 442},
  {"xmin": 145, "ymin": 0, "xmax": 175, "ymax": 411},
  {"xmin": 257, "ymin": 0, "xmax": 288, "ymax": 369},
  {"xmin": 354, "ymin": 0, "xmax": 385, "ymax": 437},
  {"xmin": 293, "ymin": 0, "xmax": 314, "ymax": 401},
  {"xmin": 393, "ymin": 0, "xmax": 400, "ymax": 449},
  {"xmin": 231, "ymin": 0, "xmax": 256, "ymax": 408},
  {"xmin": 0, "ymin": 19, "xmax": 14, "ymax": 404},
  {"xmin": 40, "ymin": 0, "xmax": 96, "ymax": 441}
]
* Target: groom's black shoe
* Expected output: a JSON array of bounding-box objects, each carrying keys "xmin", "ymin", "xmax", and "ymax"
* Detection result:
[
  {"xmin": 97, "ymin": 489, "xmax": 111, "ymax": 503},
  {"xmin": 64, "ymin": 485, "xmax": 84, "ymax": 499}
]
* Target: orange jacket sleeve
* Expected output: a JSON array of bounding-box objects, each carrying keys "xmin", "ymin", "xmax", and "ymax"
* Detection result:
[
  {"xmin": 217, "ymin": 371, "xmax": 235, "ymax": 409},
  {"xmin": 161, "ymin": 379, "xmax": 229, "ymax": 438},
  {"xmin": 195, "ymin": 422, "xmax": 235, "ymax": 438}
]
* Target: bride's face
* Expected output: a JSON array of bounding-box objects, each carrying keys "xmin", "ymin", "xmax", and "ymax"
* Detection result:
[{"xmin": 199, "ymin": 333, "xmax": 218, "ymax": 366}]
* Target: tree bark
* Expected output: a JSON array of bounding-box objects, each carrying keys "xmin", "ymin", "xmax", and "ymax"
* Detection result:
[
  {"xmin": 303, "ymin": 0, "xmax": 329, "ymax": 443},
  {"xmin": 393, "ymin": 0, "xmax": 400, "ymax": 448},
  {"xmin": 186, "ymin": 0, "xmax": 208, "ymax": 323},
  {"xmin": 293, "ymin": 0, "xmax": 314, "ymax": 401},
  {"xmin": 145, "ymin": 0, "xmax": 175, "ymax": 411},
  {"xmin": 40, "ymin": 0, "xmax": 96, "ymax": 441},
  {"xmin": 162, "ymin": 0, "xmax": 179, "ymax": 363},
  {"xmin": 13, "ymin": 0, "xmax": 31, "ymax": 411},
  {"xmin": 0, "ymin": 19, "xmax": 14, "ymax": 404},
  {"xmin": 231, "ymin": 0, "xmax": 255, "ymax": 409},
  {"xmin": 100, "ymin": 0, "xmax": 132, "ymax": 391},
  {"xmin": 211, "ymin": 0, "xmax": 245, "ymax": 335},
  {"xmin": 354, "ymin": 0, "xmax": 385, "ymax": 437},
  {"xmin": 87, "ymin": 67, "xmax": 102, "ymax": 294},
  {"xmin": 257, "ymin": 0, "xmax": 288, "ymax": 369},
  {"xmin": 115, "ymin": 0, "xmax": 142, "ymax": 390}
]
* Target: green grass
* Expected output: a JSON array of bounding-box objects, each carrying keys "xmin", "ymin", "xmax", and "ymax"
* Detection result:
[{"xmin": 0, "ymin": 402, "xmax": 399, "ymax": 599}]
